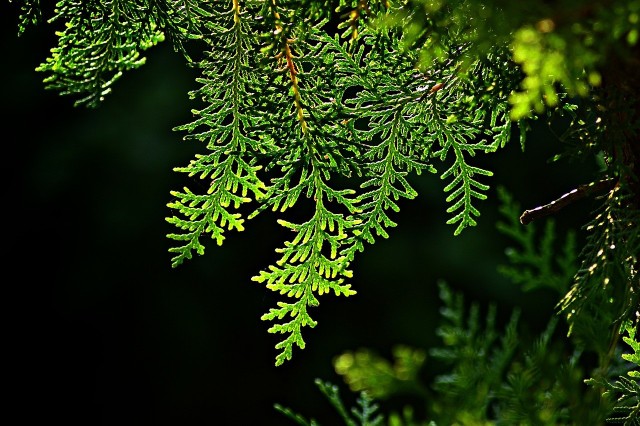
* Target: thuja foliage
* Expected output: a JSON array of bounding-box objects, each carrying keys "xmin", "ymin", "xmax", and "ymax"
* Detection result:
[
  {"xmin": 276, "ymin": 190, "xmax": 639, "ymax": 425},
  {"xmin": 10, "ymin": 0, "xmax": 639, "ymax": 412},
  {"xmin": 277, "ymin": 300, "xmax": 639, "ymax": 425}
]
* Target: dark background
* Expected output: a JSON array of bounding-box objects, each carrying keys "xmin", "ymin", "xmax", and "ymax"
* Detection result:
[{"xmin": 3, "ymin": 4, "xmax": 600, "ymax": 425}]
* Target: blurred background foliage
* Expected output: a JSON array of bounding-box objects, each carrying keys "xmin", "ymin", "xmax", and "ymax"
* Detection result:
[{"xmin": 2, "ymin": 2, "xmax": 611, "ymax": 424}]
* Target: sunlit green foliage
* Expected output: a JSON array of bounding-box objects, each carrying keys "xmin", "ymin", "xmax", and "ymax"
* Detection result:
[
  {"xmin": 277, "ymin": 194, "xmax": 636, "ymax": 424},
  {"xmin": 12, "ymin": 0, "xmax": 41, "ymax": 33},
  {"xmin": 12, "ymin": 0, "xmax": 639, "ymax": 398},
  {"xmin": 159, "ymin": 0, "xmax": 522, "ymax": 364},
  {"xmin": 587, "ymin": 321, "xmax": 640, "ymax": 426},
  {"xmin": 559, "ymin": 186, "xmax": 640, "ymax": 356}
]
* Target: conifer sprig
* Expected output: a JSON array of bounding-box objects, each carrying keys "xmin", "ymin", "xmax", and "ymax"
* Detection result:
[
  {"xmin": 13, "ymin": 0, "xmax": 42, "ymax": 34},
  {"xmin": 36, "ymin": 0, "xmax": 169, "ymax": 107},
  {"xmin": 32, "ymin": 0, "xmax": 213, "ymax": 107},
  {"xmin": 559, "ymin": 185, "xmax": 640, "ymax": 356},
  {"xmin": 17, "ymin": 0, "xmax": 639, "ymax": 370},
  {"xmin": 586, "ymin": 320, "xmax": 640, "ymax": 426},
  {"xmin": 166, "ymin": 0, "xmax": 519, "ymax": 363},
  {"xmin": 252, "ymin": 171, "xmax": 359, "ymax": 366},
  {"xmin": 167, "ymin": 0, "xmax": 268, "ymax": 266}
]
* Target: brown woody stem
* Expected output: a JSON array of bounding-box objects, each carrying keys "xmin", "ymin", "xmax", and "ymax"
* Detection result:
[{"xmin": 519, "ymin": 178, "xmax": 617, "ymax": 225}]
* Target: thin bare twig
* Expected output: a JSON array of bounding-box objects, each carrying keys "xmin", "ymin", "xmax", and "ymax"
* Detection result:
[{"xmin": 520, "ymin": 178, "xmax": 617, "ymax": 225}]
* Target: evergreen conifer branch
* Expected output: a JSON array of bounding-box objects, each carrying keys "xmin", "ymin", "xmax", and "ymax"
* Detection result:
[
  {"xmin": 586, "ymin": 320, "xmax": 640, "ymax": 426},
  {"xmin": 167, "ymin": 0, "xmax": 269, "ymax": 266},
  {"xmin": 10, "ymin": 1, "xmax": 640, "ymax": 423},
  {"xmin": 144, "ymin": 0, "xmax": 213, "ymax": 58},
  {"xmin": 14, "ymin": 0, "xmax": 640, "ymax": 372},
  {"xmin": 252, "ymin": 176, "xmax": 359, "ymax": 366},
  {"xmin": 559, "ymin": 184, "xmax": 640, "ymax": 357},
  {"xmin": 428, "ymin": 281, "xmax": 521, "ymax": 423},
  {"xmin": 13, "ymin": 0, "xmax": 41, "ymax": 34},
  {"xmin": 23, "ymin": 0, "xmax": 554, "ymax": 365},
  {"xmin": 212, "ymin": 2, "xmax": 364, "ymax": 365},
  {"xmin": 36, "ymin": 0, "xmax": 167, "ymax": 107},
  {"xmin": 328, "ymin": 192, "xmax": 632, "ymax": 424}
]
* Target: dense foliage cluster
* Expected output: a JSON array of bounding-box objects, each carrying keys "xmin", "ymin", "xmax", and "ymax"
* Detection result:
[
  {"xmin": 277, "ymin": 190, "xmax": 638, "ymax": 424},
  {"xmin": 10, "ymin": 0, "xmax": 639, "ymax": 423}
]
